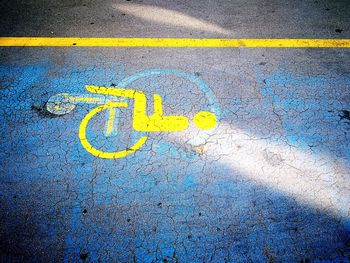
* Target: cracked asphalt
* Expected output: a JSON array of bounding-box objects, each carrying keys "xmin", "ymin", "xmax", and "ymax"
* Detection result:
[{"xmin": 0, "ymin": 0, "xmax": 350, "ymax": 262}]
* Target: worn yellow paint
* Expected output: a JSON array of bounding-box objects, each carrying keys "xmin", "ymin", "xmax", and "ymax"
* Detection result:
[
  {"xmin": 193, "ymin": 111, "xmax": 217, "ymax": 130},
  {"xmin": 106, "ymin": 107, "xmax": 116, "ymax": 136},
  {"xmin": 77, "ymin": 85, "xmax": 218, "ymax": 158},
  {"xmin": 69, "ymin": 95, "xmax": 119, "ymax": 136},
  {"xmin": 85, "ymin": 85, "xmax": 218, "ymax": 132},
  {"xmin": 50, "ymin": 85, "xmax": 218, "ymax": 158},
  {"xmin": 0, "ymin": 37, "xmax": 350, "ymax": 48},
  {"xmin": 79, "ymin": 102, "xmax": 148, "ymax": 159},
  {"xmin": 86, "ymin": 85, "xmax": 191, "ymax": 132},
  {"xmin": 67, "ymin": 96, "xmax": 104, "ymax": 104}
]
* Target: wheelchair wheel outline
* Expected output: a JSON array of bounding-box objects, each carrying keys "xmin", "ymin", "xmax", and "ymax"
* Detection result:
[{"xmin": 79, "ymin": 102, "xmax": 148, "ymax": 159}]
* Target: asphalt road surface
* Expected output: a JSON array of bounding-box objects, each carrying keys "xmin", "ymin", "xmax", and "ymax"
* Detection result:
[{"xmin": 0, "ymin": 0, "xmax": 349, "ymax": 262}]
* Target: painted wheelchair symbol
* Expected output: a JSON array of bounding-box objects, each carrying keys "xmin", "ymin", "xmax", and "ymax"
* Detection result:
[{"xmin": 47, "ymin": 85, "xmax": 217, "ymax": 158}]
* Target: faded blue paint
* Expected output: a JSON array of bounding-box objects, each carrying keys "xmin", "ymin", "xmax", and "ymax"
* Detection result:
[
  {"xmin": 255, "ymin": 66, "xmax": 350, "ymax": 237},
  {"xmin": 255, "ymin": 67, "xmax": 350, "ymax": 159},
  {"xmin": 116, "ymin": 68, "xmax": 222, "ymax": 120},
  {"xmin": 58, "ymin": 68, "xmax": 222, "ymax": 261},
  {"xmin": 0, "ymin": 58, "xmax": 349, "ymax": 262}
]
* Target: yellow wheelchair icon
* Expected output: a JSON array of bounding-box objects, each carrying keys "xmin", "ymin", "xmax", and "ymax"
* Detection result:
[{"xmin": 47, "ymin": 85, "xmax": 217, "ymax": 159}]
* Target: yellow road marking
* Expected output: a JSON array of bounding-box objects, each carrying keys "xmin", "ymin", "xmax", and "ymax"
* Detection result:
[
  {"xmin": 0, "ymin": 37, "xmax": 349, "ymax": 48},
  {"xmin": 79, "ymin": 102, "xmax": 147, "ymax": 159}
]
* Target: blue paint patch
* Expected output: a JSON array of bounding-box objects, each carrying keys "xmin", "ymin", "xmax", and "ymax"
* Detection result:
[
  {"xmin": 1, "ymin": 57, "xmax": 349, "ymax": 262},
  {"xmin": 255, "ymin": 67, "xmax": 350, "ymax": 161}
]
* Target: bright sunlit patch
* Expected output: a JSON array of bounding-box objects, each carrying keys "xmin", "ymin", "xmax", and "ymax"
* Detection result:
[
  {"xmin": 113, "ymin": 3, "xmax": 230, "ymax": 35},
  {"xmin": 171, "ymin": 122, "xmax": 350, "ymax": 220}
]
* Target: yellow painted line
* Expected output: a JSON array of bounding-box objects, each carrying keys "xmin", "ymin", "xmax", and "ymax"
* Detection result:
[{"xmin": 0, "ymin": 37, "xmax": 350, "ymax": 48}]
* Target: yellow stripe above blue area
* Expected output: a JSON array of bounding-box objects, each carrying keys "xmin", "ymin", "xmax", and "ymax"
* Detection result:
[{"xmin": 0, "ymin": 37, "xmax": 350, "ymax": 48}]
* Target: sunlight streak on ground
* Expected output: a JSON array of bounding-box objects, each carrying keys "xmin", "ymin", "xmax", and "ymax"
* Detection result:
[
  {"xmin": 171, "ymin": 122, "xmax": 350, "ymax": 220},
  {"xmin": 113, "ymin": 3, "xmax": 230, "ymax": 35}
]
